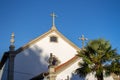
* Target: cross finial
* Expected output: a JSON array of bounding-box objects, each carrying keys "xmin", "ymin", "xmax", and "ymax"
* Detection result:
[
  {"xmin": 10, "ymin": 32, "xmax": 15, "ymax": 46},
  {"xmin": 9, "ymin": 32, "xmax": 15, "ymax": 51},
  {"xmin": 51, "ymin": 12, "xmax": 56, "ymax": 26},
  {"xmin": 79, "ymin": 35, "xmax": 88, "ymax": 48}
]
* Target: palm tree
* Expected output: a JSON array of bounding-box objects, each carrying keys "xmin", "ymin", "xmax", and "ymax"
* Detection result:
[
  {"xmin": 76, "ymin": 38, "xmax": 120, "ymax": 80},
  {"xmin": 105, "ymin": 57, "xmax": 120, "ymax": 80}
]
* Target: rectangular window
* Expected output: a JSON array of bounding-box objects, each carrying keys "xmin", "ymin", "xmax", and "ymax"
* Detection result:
[{"xmin": 50, "ymin": 36, "xmax": 57, "ymax": 42}]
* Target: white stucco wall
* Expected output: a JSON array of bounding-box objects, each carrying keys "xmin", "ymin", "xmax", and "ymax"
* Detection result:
[
  {"xmin": 14, "ymin": 31, "xmax": 78, "ymax": 80},
  {"xmin": 56, "ymin": 58, "xmax": 114, "ymax": 80},
  {"xmin": 56, "ymin": 58, "xmax": 82, "ymax": 80}
]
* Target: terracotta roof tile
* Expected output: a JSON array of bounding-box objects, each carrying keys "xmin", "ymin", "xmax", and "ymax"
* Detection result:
[{"xmin": 55, "ymin": 55, "xmax": 80, "ymax": 74}]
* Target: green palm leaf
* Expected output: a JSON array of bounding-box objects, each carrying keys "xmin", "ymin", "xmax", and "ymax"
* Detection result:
[{"xmin": 76, "ymin": 38, "xmax": 120, "ymax": 80}]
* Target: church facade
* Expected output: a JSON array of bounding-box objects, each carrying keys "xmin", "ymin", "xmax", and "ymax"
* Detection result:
[{"xmin": 0, "ymin": 13, "xmax": 115, "ymax": 80}]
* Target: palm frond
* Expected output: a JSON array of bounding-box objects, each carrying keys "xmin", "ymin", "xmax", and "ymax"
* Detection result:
[
  {"xmin": 76, "ymin": 38, "xmax": 120, "ymax": 80},
  {"xmin": 76, "ymin": 62, "xmax": 91, "ymax": 77}
]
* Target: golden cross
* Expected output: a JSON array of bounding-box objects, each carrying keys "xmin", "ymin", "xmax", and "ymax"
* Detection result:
[{"xmin": 51, "ymin": 12, "xmax": 56, "ymax": 26}]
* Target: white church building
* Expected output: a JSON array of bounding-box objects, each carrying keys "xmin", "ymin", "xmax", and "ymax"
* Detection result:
[{"xmin": 0, "ymin": 13, "xmax": 115, "ymax": 80}]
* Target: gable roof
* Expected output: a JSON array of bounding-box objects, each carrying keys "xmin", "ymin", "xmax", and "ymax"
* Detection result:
[
  {"xmin": 16, "ymin": 26, "xmax": 80, "ymax": 54},
  {"xmin": 0, "ymin": 26, "xmax": 80, "ymax": 70}
]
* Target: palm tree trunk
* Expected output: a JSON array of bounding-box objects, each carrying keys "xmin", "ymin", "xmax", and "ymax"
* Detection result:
[{"xmin": 97, "ymin": 73, "xmax": 104, "ymax": 80}]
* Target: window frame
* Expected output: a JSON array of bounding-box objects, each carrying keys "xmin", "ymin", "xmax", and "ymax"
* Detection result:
[{"xmin": 49, "ymin": 35, "xmax": 58, "ymax": 43}]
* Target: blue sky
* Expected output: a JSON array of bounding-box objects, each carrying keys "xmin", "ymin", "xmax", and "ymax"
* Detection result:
[{"xmin": 0, "ymin": 0, "xmax": 120, "ymax": 59}]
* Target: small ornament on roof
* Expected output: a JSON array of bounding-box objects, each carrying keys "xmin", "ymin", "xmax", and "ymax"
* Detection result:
[
  {"xmin": 51, "ymin": 12, "xmax": 56, "ymax": 26},
  {"xmin": 79, "ymin": 35, "xmax": 88, "ymax": 49},
  {"xmin": 10, "ymin": 32, "xmax": 15, "ymax": 45},
  {"xmin": 50, "ymin": 12, "xmax": 57, "ymax": 30},
  {"xmin": 9, "ymin": 32, "xmax": 15, "ymax": 51}
]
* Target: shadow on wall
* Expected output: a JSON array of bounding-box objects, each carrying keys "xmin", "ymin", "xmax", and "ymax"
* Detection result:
[
  {"xmin": 71, "ymin": 73, "xmax": 85, "ymax": 80},
  {"xmin": 14, "ymin": 45, "xmax": 49, "ymax": 80}
]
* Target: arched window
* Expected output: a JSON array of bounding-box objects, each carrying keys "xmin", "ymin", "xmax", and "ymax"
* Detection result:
[{"xmin": 50, "ymin": 36, "xmax": 58, "ymax": 42}]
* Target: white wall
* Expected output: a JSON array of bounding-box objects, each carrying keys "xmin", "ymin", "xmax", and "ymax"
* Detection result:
[
  {"xmin": 56, "ymin": 58, "xmax": 114, "ymax": 80},
  {"xmin": 56, "ymin": 58, "xmax": 83, "ymax": 80},
  {"xmin": 14, "ymin": 31, "xmax": 78, "ymax": 80}
]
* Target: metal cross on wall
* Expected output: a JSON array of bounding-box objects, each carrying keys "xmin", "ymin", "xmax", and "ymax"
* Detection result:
[{"xmin": 79, "ymin": 35, "xmax": 88, "ymax": 48}]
